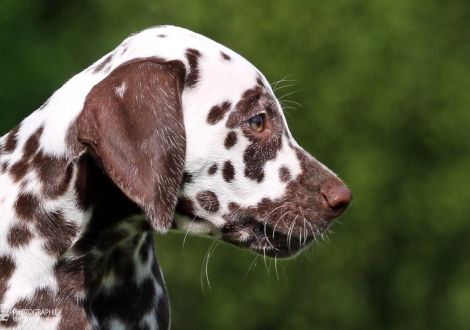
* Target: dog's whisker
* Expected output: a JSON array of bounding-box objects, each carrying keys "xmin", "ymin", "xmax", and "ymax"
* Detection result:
[
  {"xmin": 263, "ymin": 248, "xmax": 270, "ymax": 275},
  {"xmin": 271, "ymin": 75, "xmax": 297, "ymax": 90},
  {"xmin": 295, "ymin": 190, "xmax": 315, "ymax": 199},
  {"xmin": 278, "ymin": 90, "xmax": 299, "ymax": 101},
  {"xmin": 280, "ymin": 99, "xmax": 302, "ymax": 107},
  {"xmin": 273, "ymin": 83, "xmax": 298, "ymax": 92},
  {"xmin": 274, "ymin": 256, "xmax": 280, "ymax": 282},
  {"xmin": 298, "ymin": 207, "xmax": 317, "ymax": 238},
  {"xmin": 272, "ymin": 210, "xmax": 291, "ymax": 239},
  {"xmin": 182, "ymin": 216, "xmax": 198, "ymax": 256},
  {"xmin": 287, "ymin": 218, "xmax": 297, "ymax": 251},
  {"xmin": 200, "ymin": 240, "xmax": 219, "ymax": 292},
  {"xmin": 262, "ymin": 221, "xmax": 276, "ymax": 250},
  {"xmin": 245, "ymin": 255, "xmax": 260, "ymax": 281}
]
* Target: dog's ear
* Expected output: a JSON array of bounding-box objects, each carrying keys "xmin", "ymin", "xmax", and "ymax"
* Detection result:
[{"xmin": 76, "ymin": 60, "xmax": 186, "ymax": 233}]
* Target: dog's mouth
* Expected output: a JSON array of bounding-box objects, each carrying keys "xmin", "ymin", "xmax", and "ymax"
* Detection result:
[
  {"xmin": 174, "ymin": 197, "xmax": 338, "ymax": 258},
  {"xmin": 220, "ymin": 217, "xmax": 326, "ymax": 258}
]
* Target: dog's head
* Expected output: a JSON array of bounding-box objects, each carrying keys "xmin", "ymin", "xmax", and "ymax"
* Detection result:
[
  {"xmin": 74, "ymin": 26, "xmax": 351, "ymax": 258},
  {"xmin": 174, "ymin": 54, "xmax": 352, "ymax": 258}
]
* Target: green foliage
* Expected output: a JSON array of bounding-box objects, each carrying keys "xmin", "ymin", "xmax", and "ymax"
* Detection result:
[{"xmin": 1, "ymin": 0, "xmax": 469, "ymax": 328}]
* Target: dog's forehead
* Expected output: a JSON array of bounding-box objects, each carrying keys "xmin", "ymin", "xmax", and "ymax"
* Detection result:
[
  {"xmin": 122, "ymin": 26, "xmax": 263, "ymax": 80},
  {"xmin": 121, "ymin": 26, "xmax": 272, "ymax": 101}
]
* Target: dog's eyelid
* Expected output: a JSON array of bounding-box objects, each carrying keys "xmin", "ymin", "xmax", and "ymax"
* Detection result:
[
  {"xmin": 242, "ymin": 110, "xmax": 267, "ymax": 124},
  {"xmin": 251, "ymin": 94, "xmax": 262, "ymax": 102}
]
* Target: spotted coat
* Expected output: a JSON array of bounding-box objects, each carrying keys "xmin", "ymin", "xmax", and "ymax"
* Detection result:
[{"xmin": 0, "ymin": 25, "xmax": 352, "ymax": 329}]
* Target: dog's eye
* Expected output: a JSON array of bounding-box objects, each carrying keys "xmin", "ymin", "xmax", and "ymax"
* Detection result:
[{"xmin": 246, "ymin": 114, "xmax": 264, "ymax": 132}]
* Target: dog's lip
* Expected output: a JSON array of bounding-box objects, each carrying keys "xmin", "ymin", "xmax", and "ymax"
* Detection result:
[{"xmin": 220, "ymin": 218, "xmax": 316, "ymax": 258}]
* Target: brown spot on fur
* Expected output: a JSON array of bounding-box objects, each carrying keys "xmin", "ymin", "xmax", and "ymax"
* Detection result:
[
  {"xmin": 185, "ymin": 48, "xmax": 201, "ymax": 88},
  {"xmin": 243, "ymin": 144, "xmax": 265, "ymax": 183},
  {"xmin": 9, "ymin": 126, "xmax": 44, "ymax": 182},
  {"xmin": 94, "ymin": 54, "xmax": 113, "ymax": 73},
  {"xmin": 37, "ymin": 210, "xmax": 80, "ymax": 256},
  {"xmin": 279, "ymin": 166, "xmax": 292, "ymax": 182},
  {"xmin": 0, "ymin": 256, "xmax": 15, "ymax": 300},
  {"xmin": 196, "ymin": 190, "xmax": 220, "ymax": 212},
  {"xmin": 207, "ymin": 101, "xmax": 232, "ymax": 125},
  {"xmin": 7, "ymin": 224, "xmax": 33, "ymax": 247},
  {"xmin": 208, "ymin": 163, "xmax": 218, "ymax": 175},
  {"xmin": 15, "ymin": 193, "xmax": 43, "ymax": 222},
  {"xmin": 222, "ymin": 161, "xmax": 235, "ymax": 182},
  {"xmin": 23, "ymin": 126, "xmax": 43, "ymax": 159},
  {"xmin": 221, "ymin": 51, "xmax": 231, "ymax": 61},
  {"xmin": 4, "ymin": 125, "xmax": 20, "ymax": 153},
  {"xmin": 228, "ymin": 202, "xmax": 241, "ymax": 213},
  {"xmin": 32, "ymin": 151, "xmax": 73, "ymax": 199},
  {"xmin": 224, "ymin": 131, "xmax": 237, "ymax": 150},
  {"xmin": 9, "ymin": 160, "xmax": 29, "ymax": 183},
  {"xmin": 157, "ymin": 34, "xmax": 167, "ymax": 38}
]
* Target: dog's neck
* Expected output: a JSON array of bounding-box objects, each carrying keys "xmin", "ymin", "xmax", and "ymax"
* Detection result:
[{"xmin": 0, "ymin": 140, "xmax": 170, "ymax": 329}]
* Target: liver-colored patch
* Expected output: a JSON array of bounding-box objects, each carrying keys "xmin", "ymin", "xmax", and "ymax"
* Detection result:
[
  {"xmin": 208, "ymin": 163, "xmax": 218, "ymax": 175},
  {"xmin": 15, "ymin": 193, "xmax": 43, "ymax": 222},
  {"xmin": 220, "ymin": 51, "xmax": 231, "ymax": 61},
  {"xmin": 224, "ymin": 131, "xmax": 237, "ymax": 150},
  {"xmin": 196, "ymin": 190, "xmax": 220, "ymax": 212},
  {"xmin": 38, "ymin": 210, "xmax": 80, "ymax": 256},
  {"xmin": 93, "ymin": 54, "xmax": 113, "ymax": 74},
  {"xmin": 279, "ymin": 165, "xmax": 292, "ymax": 183},
  {"xmin": 222, "ymin": 161, "xmax": 235, "ymax": 182},
  {"xmin": 0, "ymin": 255, "xmax": 15, "ymax": 301},
  {"xmin": 7, "ymin": 224, "xmax": 34, "ymax": 248},
  {"xmin": 4, "ymin": 125, "xmax": 20, "ymax": 153},
  {"xmin": 207, "ymin": 101, "xmax": 232, "ymax": 125},
  {"xmin": 185, "ymin": 48, "xmax": 202, "ymax": 88}
]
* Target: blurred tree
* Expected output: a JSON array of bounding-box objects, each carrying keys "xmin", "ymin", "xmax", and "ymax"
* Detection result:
[{"xmin": 1, "ymin": 0, "xmax": 469, "ymax": 329}]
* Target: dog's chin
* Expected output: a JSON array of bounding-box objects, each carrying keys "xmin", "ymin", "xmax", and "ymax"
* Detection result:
[
  {"xmin": 173, "ymin": 206, "xmax": 331, "ymax": 258},
  {"xmin": 220, "ymin": 218, "xmax": 325, "ymax": 259}
]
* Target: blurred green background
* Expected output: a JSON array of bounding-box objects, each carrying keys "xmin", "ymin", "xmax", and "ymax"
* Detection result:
[{"xmin": 1, "ymin": 0, "xmax": 469, "ymax": 329}]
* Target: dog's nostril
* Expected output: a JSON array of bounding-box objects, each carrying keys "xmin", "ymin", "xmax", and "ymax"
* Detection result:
[{"xmin": 321, "ymin": 182, "xmax": 353, "ymax": 214}]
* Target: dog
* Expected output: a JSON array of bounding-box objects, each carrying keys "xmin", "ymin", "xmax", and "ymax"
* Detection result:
[{"xmin": 0, "ymin": 25, "xmax": 352, "ymax": 329}]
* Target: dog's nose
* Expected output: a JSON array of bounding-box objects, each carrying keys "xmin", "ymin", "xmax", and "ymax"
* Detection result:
[{"xmin": 321, "ymin": 181, "xmax": 353, "ymax": 214}]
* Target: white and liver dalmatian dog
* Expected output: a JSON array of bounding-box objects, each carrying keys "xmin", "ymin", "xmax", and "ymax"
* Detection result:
[{"xmin": 0, "ymin": 25, "xmax": 352, "ymax": 329}]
